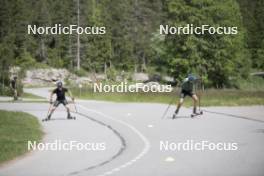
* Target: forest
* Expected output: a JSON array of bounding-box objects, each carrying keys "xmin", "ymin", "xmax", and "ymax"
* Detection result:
[{"xmin": 0, "ymin": 0, "xmax": 263, "ymax": 88}]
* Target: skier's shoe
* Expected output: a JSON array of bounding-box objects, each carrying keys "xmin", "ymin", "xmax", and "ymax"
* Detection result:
[
  {"xmin": 172, "ymin": 109, "xmax": 179, "ymax": 119},
  {"xmin": 67, "ymin": 114, "xmax": 75, "ymax": 120},
  {"xmin": 42, "ymin": 117, "xmax": 50, "ymax": 122},
  {"xmin": 172, "ymin": 113, "xmax": 177, "ymax": 119},
  {"xmin": 42, "ymin": 114, "xmax": 51, "ymax": 121}
]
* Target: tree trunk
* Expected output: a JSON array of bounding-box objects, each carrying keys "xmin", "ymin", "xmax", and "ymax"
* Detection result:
[
  {"xmin": 40, "ymin": 38, "xmax": 47, "ymax": 63},
  {"xmin": 104, "ymin": 61, "xmax": 107, "ymax": 75},
  {"xmin": 76, "ymin": 0, "xmax": 80, "ymax": 70},
  {"xmin": 141, "ymin": 53, "xmax": 147, "ymax": 72},
  {"xmin": 134, "ymin": 63, "xmax": 137, "ymax": 73}
]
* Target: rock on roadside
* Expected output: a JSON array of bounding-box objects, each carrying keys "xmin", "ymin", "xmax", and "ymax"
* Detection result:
[{"xmin": 23, "ymin": 68, "xmax": 92, "ymax": 87}]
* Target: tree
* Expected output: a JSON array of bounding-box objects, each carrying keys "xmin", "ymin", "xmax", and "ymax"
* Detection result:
[
  {"xmin": 162, "ymin": 0, "xmax": 250, "ymax": 87},
  {"xmin": 237, "ymin": 0, "xmax": 264, "ymax": 70}
]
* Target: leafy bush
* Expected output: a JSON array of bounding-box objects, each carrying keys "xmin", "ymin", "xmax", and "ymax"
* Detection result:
[
  {"xmin": 237, "ymin": 76, "xmax": 264, "ymax": 91},
  {"xmin": 106, "ymin": 68, "xmax": 117, "ymax": 81},
  {"xmin": 73, "ymin": 68, "xmax": 88, "ymax": 77},
  {"xmin": 15, "ymin": 50, "xmax": 36, "ymax": 68},
  {"xmin": 0, "ymin": 81, "xmax": 23, "ymax": 97}
]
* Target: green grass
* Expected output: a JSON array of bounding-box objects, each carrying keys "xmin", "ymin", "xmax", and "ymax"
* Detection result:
[
  {"xmin": 0, "ymin": 87, "xmax": 43, "ymax": 99},
  {"xmin": 238, "ymin": 76, "xmax": 264, "ymax": 91},
  {"xmin": 0, "ymin": 110, "xmax": 43, "ymax": 164},
  {"xmin": 22, "ymin": 92, "xmax": 44, "ymax": 99},
  {"xmin": 71, "ymin": 86, "xmax": 264, "ymax": 106}
]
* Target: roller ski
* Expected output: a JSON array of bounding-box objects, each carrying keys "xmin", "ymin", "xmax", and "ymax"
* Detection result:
[
  {"xmin": 191, "ymin": 111, "xmax": 203, "ymax": 118},
  {"xmin": 42, "ymin": 114, "xmax": 51, "ymax": 122}
]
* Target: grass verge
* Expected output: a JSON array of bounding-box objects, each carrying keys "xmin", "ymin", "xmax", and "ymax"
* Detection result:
[
  {"xmin": 71, "ymin": 87, "xmax": 264, "ymax": 106},
  {"xmin": 0, "ymin": 110, "xmax": 43, "ymax": 164},
  {"xmin": 22, "ymin": 92, "xmax": 44, "ymax": 99}
]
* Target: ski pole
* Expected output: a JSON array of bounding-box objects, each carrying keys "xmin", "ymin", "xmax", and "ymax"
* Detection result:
[
  {"xmin": 198, "ymin": 92, "xmax": 201, "ymax": 112},
  {"xmin": 161, "ymin": 95, "xmax": 175, "ymax": 119},
  {"xmin": 198, "ymin": 79, "xmax": 203, "ymax": 112}
]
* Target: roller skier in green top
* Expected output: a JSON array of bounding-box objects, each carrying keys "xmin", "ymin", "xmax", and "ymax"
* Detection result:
[{"xmin": 173, "ymin": 74, "xmax": 200, "ymax": 119}]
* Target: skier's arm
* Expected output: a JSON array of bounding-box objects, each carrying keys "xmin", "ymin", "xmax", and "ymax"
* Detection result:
[{"xmin": 67, "ymin": 90, "xmax": 75, "ymax": 102}]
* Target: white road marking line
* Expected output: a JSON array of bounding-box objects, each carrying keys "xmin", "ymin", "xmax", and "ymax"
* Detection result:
[
  {"xmin": 112, "ymin": 168, "xmax": 120, "ymax": 172},
  {"xmin": 165, "ymin": 156, "xmax": 175, "ymax": 162},
  {"xmin": 77, "ymin": 105, "xmax": 151, "ymax": 176},
  {"xmin": 147, "ymin": 124, "xmax": 154, "ymax": 128}
]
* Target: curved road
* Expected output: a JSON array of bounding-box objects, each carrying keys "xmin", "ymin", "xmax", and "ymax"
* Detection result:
[{"xmin": 0, "ymin": 88, "xmax": 264, "ymax": 176}]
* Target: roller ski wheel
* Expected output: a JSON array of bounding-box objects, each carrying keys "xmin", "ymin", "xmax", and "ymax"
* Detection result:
[
  {"xmin": 67, "ymin": 116, "xmax": 76, "ymax": 120},
  {"xmin": 191, "ymin": 111, "xmax": 203, "ymax": 118},
  {"xmin": 42, "ymin": 118, "xmax": 50, "ymax": 122}
]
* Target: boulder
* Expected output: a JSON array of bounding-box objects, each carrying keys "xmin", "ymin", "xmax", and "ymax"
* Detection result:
[
  {"xmin": 163, "ymin": 76, "xmax": 174, "ymax": 82},
  {"xmin": 132, "ymin": 73, "xmax": 149, "ymax": 82},
  {"xmin": 23, "ymin": 68, "xmax": 93, "ymax": 87}
]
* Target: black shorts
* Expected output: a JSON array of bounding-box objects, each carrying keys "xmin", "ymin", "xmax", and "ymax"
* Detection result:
[
  {"xmin": 53, "ymin": 99, "xmax": 68, "ymax": 107},
  {"xmin": 180, "ymin": 90, "xmax": 194, "ymax": 98}
]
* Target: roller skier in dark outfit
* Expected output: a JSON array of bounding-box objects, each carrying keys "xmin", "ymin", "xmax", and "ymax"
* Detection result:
[
  {"xmin": 10, "ymin": 76, "xmax": 18, "ymax": 101},
  {"xmin": 43, "ymin": 81, "xmax": 75, "ymax": 121}
]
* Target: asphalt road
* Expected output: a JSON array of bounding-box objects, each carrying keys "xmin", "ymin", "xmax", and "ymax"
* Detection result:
[{"xmin": 0, "ymin": 88, "xmax": 264, "ymax": 176}]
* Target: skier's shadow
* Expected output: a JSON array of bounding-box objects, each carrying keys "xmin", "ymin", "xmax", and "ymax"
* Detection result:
[
  {"xmin": 255, "ymin": 129, "xmax": 264, "ymax": 133},
  {"xmin": 42, "ymin": 118, "xmax": 76, "ymax": 121},
  {"xmin": 165, "ymin": 115, "xmax": 190, "ymax": 120},
  {"xmin": 176, "ymin": 116, "xmax": 191, "ymax": 119}
]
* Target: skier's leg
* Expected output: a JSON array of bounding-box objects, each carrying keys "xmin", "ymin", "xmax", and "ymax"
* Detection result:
[
  {"xmin": 175, "ymin": 90, "xmax": 186, "ymax": 114},
  {"xmin": 47, "ymin": 106, "xmax": 57, "ymax": 119},
  {"xmin": 14, "ymin": 89, "xmax": 18, "ymax": 100},
  {"xmin": 47, "ymin": 101, "xmax": 59, "ymax": 119},
  {"xmin": 63, "ymin": 100, "xmax": 72, "ymax": 119},
  {"xmin": 175, "ymin": 98, "xmax": 184, "ymax": 114},
  {"xmin": 173, "ymin": 98, "xmax": 184, "ymax": 119},
  {"xmin": 192, "ymin": 94, "xmax": 198, "ymax": 114},
  {"xmin": 66, "ymin": 105, "xmax": 72, "ymax": 119}
]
